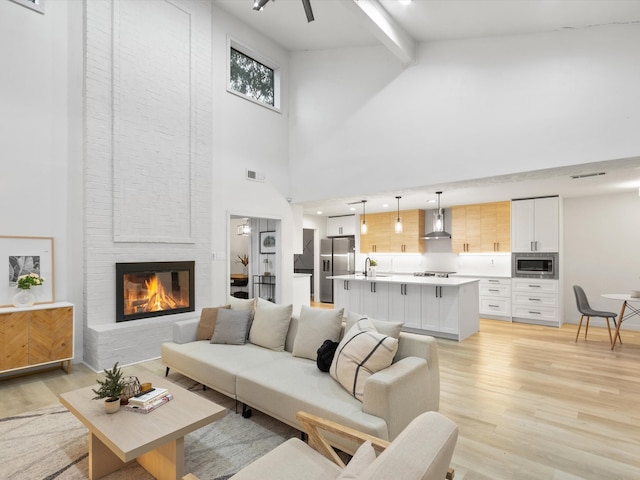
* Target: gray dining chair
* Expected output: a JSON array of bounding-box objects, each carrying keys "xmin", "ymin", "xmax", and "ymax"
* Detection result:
[{"xmin": 573, "ymin": 285, "xmax": 621, "ymax": 345}]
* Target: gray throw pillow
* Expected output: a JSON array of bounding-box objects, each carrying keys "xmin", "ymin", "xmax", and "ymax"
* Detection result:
[{"xmin": 211, "ymin": 308, "xmax": 252, "ymax": 345}]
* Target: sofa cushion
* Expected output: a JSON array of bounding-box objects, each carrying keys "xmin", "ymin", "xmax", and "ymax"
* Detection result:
[
  {"xmin": 346, "ymin": 312, "xmax": 403, "ymax": 339},
  {"xmin": 228, "ymin": 296, "xmax": 257, "ymax": 321},
  {"xmin": 330, "ymin": 318, "xmax": 398, "ymax": 401},
  {"xmin": 196, "ymin": 305, "xmax": 230, "ymax": 341},
  {"xmin": 337, "ymin": 441, "xmax": 376, "ymax": 480},
  {"xmin": 249, "ymin": 299, "xmax": 293, "ymax": 351},
  {"xmin": 211, "ymin": 308, "xmax": 252, "ymax": 345},
  {"xmin": 293, "ymin": 306, "xmax": 344, "ymax": 360},
  {"xmin": 236, "ymin": 355, "xmax": 389, "ymax": 440},
  {"xmin": 161, "ymin": 341, "xmax": 290, "ymax": 398},
  {"xmin": 229, "ymin": 437, "xmax": 341, "ymax": 480}
]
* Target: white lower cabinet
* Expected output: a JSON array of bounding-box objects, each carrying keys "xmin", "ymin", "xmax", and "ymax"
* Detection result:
[
  {"xmin": 422, "ymin": 286, "xmax": 460, "ymax": 335},
  {"xmin": 511, "ymin": 278, "xmax": 560, "ymax": 326},
  {"xmin": 389, "ymin": 283, "xmax": 422, "ymax": 329},
  {"xmin": 334, "ymin": 280, "xmax": 363, "ymax": 315},
  {"xmin": 360, "ymin": 281, "xmax": 389, "ymax": 320},
  {"xmin": 479, "ymin": 277, "xmax": 511, "ymax": 320}
]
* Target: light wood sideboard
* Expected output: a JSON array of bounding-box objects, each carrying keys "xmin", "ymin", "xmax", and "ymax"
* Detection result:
[{"xmin": 0, "ymin": 302, "xmax": 74, "ymax": 375}]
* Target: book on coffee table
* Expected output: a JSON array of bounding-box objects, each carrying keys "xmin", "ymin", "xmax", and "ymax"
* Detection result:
[
  {"xmin": 125, "ymin": 393, "xmax": 174, "ymax": 414},
  {"xmin": 127, "ymin": 387, "xmax": 169, "ymax": 406}
]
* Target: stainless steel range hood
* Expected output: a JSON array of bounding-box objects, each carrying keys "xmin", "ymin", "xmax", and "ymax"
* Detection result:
[{"xmin": 423, "ymin": 192, "xmax": 451, "ymax": 239}]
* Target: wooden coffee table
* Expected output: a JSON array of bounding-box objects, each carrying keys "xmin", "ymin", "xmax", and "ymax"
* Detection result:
[{"xmin": 59, "ymin": 371, "xmax": 226, "ymax": 480}]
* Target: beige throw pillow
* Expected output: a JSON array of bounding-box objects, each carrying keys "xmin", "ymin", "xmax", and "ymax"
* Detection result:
[
  {"xmin": 346, "ymin": 311, "xmax": 403, "ymax": 339},
  {"xmin": 196, "ymin": 305, "xmax": 230, "ymax": 341},
  {"xmin": 330, "ymin": 318, "xmax": 398, "ymax": 401},
  {"xmin": 228, "ymin": 296, "xmax": 256, "ymax": 321},
  {"xmin": 248, "ymin": 299, "xmax": 293, "ymax": 351},
  {"xmin": 292, "ymin": 305, "xmax": 344, "ymax": 360}
]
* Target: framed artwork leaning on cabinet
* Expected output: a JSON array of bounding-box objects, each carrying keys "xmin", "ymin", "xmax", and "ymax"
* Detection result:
[{"xmin": 1, "ymin": 235, "xmax": 54, "ymax": 307}]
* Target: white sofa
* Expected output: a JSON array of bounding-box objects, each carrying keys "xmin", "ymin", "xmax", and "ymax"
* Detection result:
[{"xmin": 161, "ymin": 311, "xmax": 440, "ymax": 451}]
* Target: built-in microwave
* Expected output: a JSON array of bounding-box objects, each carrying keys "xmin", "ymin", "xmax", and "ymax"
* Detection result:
[{"xmin": 512, "ymin": 252, "xmax": 558, "ymax": 279}]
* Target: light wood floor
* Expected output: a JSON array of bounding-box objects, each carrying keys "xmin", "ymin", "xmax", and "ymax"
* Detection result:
[{"xmin": 2, "ymin": 319, "xmax": 640, "ymax": 479}]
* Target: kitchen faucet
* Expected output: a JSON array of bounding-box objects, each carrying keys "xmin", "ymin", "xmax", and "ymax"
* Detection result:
[{"xmin": 363, "ymin": 257, "xmax": 371, "ymax": 276}]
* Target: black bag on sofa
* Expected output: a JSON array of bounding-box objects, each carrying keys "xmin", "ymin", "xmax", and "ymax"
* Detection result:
[{"xmin": 316, "ymin": 339, "xmax": 339, "ymax": 372}]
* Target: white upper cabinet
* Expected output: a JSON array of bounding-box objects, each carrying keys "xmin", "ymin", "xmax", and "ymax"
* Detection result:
[
  {"xmin": 511, "ymin": 197, "xmax": 559, "ymax": 252},
  {"xmin": 327, "ymin": 215, "xmax": 356, "ymax": 237}
]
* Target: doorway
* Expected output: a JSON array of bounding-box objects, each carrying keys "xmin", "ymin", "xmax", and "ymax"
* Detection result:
[{"xmin": 229, "ymin": 215, "xmax": 281, "ymax": 303}]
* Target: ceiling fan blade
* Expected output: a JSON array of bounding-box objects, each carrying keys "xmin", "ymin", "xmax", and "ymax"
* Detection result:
[{"xmin": 302, "ymin": 0, "xmax": 314, "ymax": 22}]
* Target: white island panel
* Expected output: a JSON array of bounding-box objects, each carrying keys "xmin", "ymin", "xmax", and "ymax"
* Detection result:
[{"xmin": 330, "ymin": 275, "xmax": 479, "ymax": 341}]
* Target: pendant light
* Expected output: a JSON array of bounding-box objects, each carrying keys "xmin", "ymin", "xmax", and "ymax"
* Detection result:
[
  {"xmin": 394, "ymin": 196, "xmax": 403, "ymax": 233},
  {"xmin": 361, "ymin": 200, "xmax": 368, "ymax": 234},
  {"xmin": 236, "ymin": 218, "xmax": 251, "ymax": 236}
]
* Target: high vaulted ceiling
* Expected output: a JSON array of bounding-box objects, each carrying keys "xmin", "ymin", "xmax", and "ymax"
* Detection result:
[{"xmin": 212, "ymin": 0, "xmax": 640, "ymax": 216}]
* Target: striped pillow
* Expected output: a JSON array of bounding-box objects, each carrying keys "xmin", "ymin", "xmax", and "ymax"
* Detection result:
[{"xmin": 330, "ymin": 318, "xmax": 399, "ymax": 401}]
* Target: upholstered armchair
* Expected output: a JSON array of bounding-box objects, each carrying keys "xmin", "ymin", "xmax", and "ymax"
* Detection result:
[{"xmin": 183, "ymin": 410, "xmax": 458, "ymax": 480}]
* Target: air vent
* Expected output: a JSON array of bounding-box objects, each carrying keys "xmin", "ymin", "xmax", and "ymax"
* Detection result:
[
  {"xmin": 246, "ymin": 169, "xmax": 265, "ymax": 183},
  {"xmin": 570, "ymin": 172, "xmax": 605, "ymax": 179}
]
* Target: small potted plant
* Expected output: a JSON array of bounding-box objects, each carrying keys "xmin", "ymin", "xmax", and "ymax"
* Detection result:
[
  {"xmin": 369, "ymin": 259, "xmax": 378, "ymax": 277},
  {"xmin": 13, "ymin": 273, "xmax": 45, "ymax": 307},
  {"xmin": 92, "ymin": 362, "xmax": 126, "ymax": 413}
]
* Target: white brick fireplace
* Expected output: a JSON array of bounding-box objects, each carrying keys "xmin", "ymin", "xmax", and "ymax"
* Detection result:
[{"xmin": 83, "ymin": 0, "xmax": 213, "ymax": 370}]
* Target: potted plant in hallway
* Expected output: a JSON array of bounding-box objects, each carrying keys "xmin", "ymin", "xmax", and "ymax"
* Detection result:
[{"xmin": 92, "ymin": 362, "xmax": 126, "ymax": 413}]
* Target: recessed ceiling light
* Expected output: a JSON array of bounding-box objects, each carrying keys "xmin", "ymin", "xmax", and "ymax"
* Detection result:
[
  {"xmin": 317, "ymin": 210, "xmax": 323, "ymax": 215},
  {"xmin": 382, "ymin": 204, "xmax": 389, "ymax": 208},
  {"xmin": 349, "ymin": 207, "xmax": 356, "ymax": 211},
  {"xmin": 398, "ymin": 0, "xmax": 412, "ymax": 4}
]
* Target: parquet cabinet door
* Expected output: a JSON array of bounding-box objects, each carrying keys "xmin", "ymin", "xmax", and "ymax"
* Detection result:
[
  {"xmin": 28, "ymin": 307, "xmax": 73, "ymax": 365},
  {"xmin": 0, "ymin": 311, "xmax": 29, "ymax": 370}
]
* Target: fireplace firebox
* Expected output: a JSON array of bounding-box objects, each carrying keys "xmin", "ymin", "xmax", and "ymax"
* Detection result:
[{"xmin": 116, "ymin": 261, "xmax": 195, "ymax": 322}]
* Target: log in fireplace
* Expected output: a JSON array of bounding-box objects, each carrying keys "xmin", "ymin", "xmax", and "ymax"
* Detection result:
[{"xmin": 116, "ymin": 261, "xmax": 195, "ymax": 322}]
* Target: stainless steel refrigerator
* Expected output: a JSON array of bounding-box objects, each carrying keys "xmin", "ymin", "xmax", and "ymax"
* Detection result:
[{"xmin": 320, "ymin": 237, "xmax": 355, "ymax": 303}]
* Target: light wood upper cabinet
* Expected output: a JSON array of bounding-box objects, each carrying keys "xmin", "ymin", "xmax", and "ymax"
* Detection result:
[
  {"xmin": 389, "ymin": 209, "xmax": 426, "ymax": 253},
  {"xmin": 360, "ymin": 210, "xmax": 425, "ymax": 253},
  {"xmin": 453, "ymin": 201, "xmax": 510, "ymax": 253},
  {"xmin": 451, "ymin": 205, "xmax": 481, "ymax": 253},
  {"xmin": 360, "ymin": 212, "xmax": 391, "ymax": 253}
]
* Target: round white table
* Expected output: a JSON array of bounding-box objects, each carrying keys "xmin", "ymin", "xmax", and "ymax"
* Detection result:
[{"xmin": 602, "ymin": 294, "xmax": 640, "ymax": 349}]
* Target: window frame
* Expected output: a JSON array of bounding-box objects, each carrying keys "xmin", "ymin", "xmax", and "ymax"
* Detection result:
[{"xmin": 226, "ymin": 37, "xmax": 281, "ymax": 113}]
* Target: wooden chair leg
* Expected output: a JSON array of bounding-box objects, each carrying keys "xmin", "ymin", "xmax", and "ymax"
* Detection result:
[
  {"xmin": 575, "ymin": 315, "xmax": 584, "ymax": 342},
  {"xmin": 584, "ymin": 316, "xmax": 590, "ymax": 339},
  {"xmin": 446, "ymin": 467, "xmax": 455, "ymax": 479}
]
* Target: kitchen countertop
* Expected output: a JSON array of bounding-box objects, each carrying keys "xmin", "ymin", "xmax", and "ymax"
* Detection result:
[
  {"xmin": 328, "ymin": 274, "xmax": 479, "ymax": 286},
  {"xmin": 451, "ymin": 273, "xmax": 512, "ymax": 279}
]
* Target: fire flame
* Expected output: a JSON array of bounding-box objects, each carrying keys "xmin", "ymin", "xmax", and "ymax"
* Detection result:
[{"xmin": 123, "ymin": 273, "xmax": 188, "ymax": 315}]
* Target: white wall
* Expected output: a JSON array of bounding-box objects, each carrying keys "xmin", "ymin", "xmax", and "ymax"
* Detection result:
[
  {"xmin": 289, "ymin": 25, "xmax": 640, "ymax": 204},
  {"xmin": 0, "ymin": 0, "xmax": 84, "ymax": 358},
  {"xmin": 563, "ymin": 192, "xmax": 640, "ymax": 328},
  {"xmin": 210, "ymin": 6, "xmax": 295, "ymax": 308}
]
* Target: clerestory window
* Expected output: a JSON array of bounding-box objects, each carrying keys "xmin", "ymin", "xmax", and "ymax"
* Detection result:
[{"xmin": 228, "ymin": 39, "xmax": 280, "ymax": 112}]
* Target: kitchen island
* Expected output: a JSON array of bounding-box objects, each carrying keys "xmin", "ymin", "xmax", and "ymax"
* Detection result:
[{"xmin": 329, "ymin": 274, "xmax": 479, "ymax": 341}]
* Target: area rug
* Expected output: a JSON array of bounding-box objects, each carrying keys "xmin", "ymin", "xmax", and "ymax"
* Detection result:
[{"xmin": 0, "ymin": 375, "xmax": 298, "ymax": 480}]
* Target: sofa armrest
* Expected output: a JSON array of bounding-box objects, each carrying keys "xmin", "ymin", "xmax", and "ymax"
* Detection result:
[
  {"xmin": 362, "ymin": 356, "xmax": 437, "ymax": 440},
  {"xmin": 172, "ymin": 318, "xmax": 199, "ymax": 344}
]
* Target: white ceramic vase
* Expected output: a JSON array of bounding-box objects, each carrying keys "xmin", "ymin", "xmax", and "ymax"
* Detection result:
[{"xmin": 12, "ymin": 289, "xmax": 35, "ymax": 308}]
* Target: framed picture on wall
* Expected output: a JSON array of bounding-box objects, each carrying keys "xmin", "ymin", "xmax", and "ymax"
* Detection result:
[
  {"xmin": 1, "ymin": 236, "xmax": 55, "ymax": 307},
  {"xmin": 10, "ymin": 0, "xmax": 45, "ymax": 14},
  {"xmin": 260, "ymin": 231, "xmax": 276, "ymax": 254}
]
